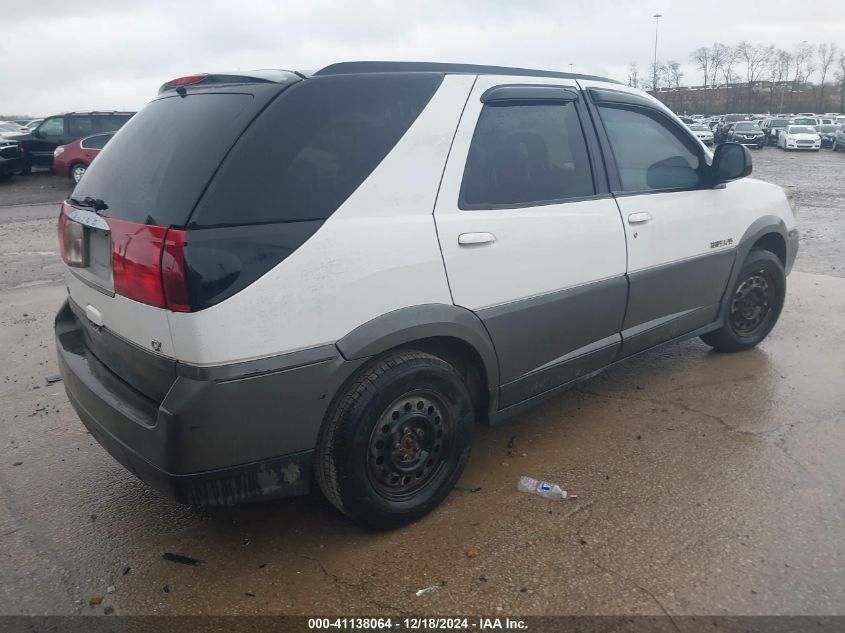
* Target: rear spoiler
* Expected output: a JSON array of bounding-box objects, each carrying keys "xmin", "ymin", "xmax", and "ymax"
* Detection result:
[{"xmin": 157, "ymin": 70, "xmax": 303, "ymax": 94}]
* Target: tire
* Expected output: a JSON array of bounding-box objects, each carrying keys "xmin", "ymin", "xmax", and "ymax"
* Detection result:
[
  {"xmin": 700, "ymin": 249, "xmax": 786, "ymax": 353},
  {"xmin": 315, "ymin": 350, "xmax": 474, "ymax": 530},
  {"xmin": 70, "ymin": 163, "xmax": 87, "ymax": 183}
]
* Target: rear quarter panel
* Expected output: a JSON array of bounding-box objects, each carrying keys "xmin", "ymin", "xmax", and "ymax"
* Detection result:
[{"xmin": 166, "ymin": 74, "xmax": 477, "ymax": 366}]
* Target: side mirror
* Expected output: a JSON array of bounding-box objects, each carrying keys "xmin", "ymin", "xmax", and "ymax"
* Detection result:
[
  {"xmin": 31, "ymin": 129, "xmax": 42, "ymax": 138},
  {"xmin": 711, "ymin": 142, "xmax": 752, "ymax": 184}
]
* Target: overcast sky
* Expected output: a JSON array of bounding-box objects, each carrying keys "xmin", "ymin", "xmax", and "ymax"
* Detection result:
[{"xmin": 2, "ymin": 0, "xmax": 844, "ymax": 116}]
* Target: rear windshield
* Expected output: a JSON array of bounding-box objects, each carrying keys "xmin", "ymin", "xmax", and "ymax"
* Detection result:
[
  {"xmin": 71, "ymin": 93, "xmax": 255, "ymax": 226},
  {"xmin": 190, "ymin": 73, "xmax": 442, "ymax": 228},
  {"xmin": 818, "ymin": 125, "xmax": 838, "ymax": 132},
  {"xmin": 770, "ymin": 120, "xmax": 789, "ymax": 127}
]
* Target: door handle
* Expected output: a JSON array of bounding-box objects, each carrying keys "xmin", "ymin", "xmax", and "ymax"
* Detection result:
[
  {"xmin": 458, "ymin": 232, "xmax": 496, "ymax": 246},
  {"xmin": 627, "ymin": 212, "xmax": 652, "ymax": 225}
]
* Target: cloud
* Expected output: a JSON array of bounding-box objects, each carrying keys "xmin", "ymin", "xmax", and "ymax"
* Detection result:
[{"xmin": 2, "ymin": 0, "xmax": 843, "ymax": 115}]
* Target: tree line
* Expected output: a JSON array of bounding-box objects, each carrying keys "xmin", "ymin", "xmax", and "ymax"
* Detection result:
[{"xmin": 627, "ymin": 41, "xmax": 845, "ymax": 114}]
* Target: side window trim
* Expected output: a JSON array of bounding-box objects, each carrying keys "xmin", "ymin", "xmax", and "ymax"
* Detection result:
[
  {"xmin": 458, "ymin": 92, "xmax": 605, "ymax": 211},
  {"xmin": 588, "ymin": 91, "xmax": 709, "ymax": 196},
  {"xmin": 480, "ymin": 84, "xmax": 579, "ymax": 104}
]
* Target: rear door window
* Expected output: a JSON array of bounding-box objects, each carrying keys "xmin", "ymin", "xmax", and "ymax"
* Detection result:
[
  {"xmin": 190, "ymin": 73, "xmax": 442, "ymax": 227},
  {"xmin": 598, "ymin": 105, "xmax": 703, "ymax": 192},
  {"xmin": 72, "ymin": 94, "xmax": 256, "ymax": 226},
  {"xmin": 68, "ymin": 116, "xmax": 94, "ymax": 137},
  {"xmin": 96, "ymin": 115, "xmax": 133, "ymax": 132},
  {"xmin": 80, "ymin": 134, "xmax": 113, "ymax": 150},
  {"xmin": 460, "ymin": 101, "xmax": 594, "ymax": 208}
]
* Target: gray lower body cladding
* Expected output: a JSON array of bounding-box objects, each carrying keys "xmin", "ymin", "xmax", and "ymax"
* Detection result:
[{"xmin": 55, "ymin": 300, "xmax": 365, "ymax": 505}]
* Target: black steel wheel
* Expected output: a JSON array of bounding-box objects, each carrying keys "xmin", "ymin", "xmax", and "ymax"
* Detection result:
[
  {"xmin": 315, "ymin": 350, "xmax": 474, "ymax": 530},
  {"xmin": 367, "ymin": 391, "xmax": 452, "ymax": 499},
  {"xmin": 701, "ymin": 249, "xmax": 786, "ymax": 352},
  {"xmin": 729, "ymin": 274, "xmax": 771, "ymax": 337}
]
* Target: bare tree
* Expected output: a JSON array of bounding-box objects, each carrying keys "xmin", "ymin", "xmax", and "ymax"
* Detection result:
[
  {"xmin": 767, "ymin": 49, "xmax": 792, "ymax": 113},
  {"xmin": 816, "ymin": 43, "xmax": 838, "ymax": 111},
  {"xmin": 789, "ymin": 41, "xmax": 815, "ymax": 110},
  {"xmin": 627, "ymin": 62, "xmax": 640, "ymax": 88},
  {"xmin": 690, "ymin": 46, "xmax": 711, "ymax": 87},
  {"xmin": 710, "ymin": 42, "xmax": 731, "ymax": 86},
  {"xmin": 646, "ymin": 61, "xmax": 666, "ymax": 92},
  {"xmin": 718, "ymin": 45, "xmax": 740, "ymax": 110},
  {"xmin": 664, "ymin": 61, "xmax": 683, "ymax": 89},
  {"xmin": 736, "ymin": 41, "xmax": 773, "ymax": 111},
  {"xmin": 837, "ymin": 53, "xmax": 845, "ymax": 112}
]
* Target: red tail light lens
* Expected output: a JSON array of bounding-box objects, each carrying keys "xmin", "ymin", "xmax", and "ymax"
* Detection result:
[
  {"xmin": 166, "ymin": 74, "xmax": 207, "ymax": 87},
  {"xmin": 108, "ymin": 219, "xmax": 192, "ymax": 312},
  {"xmin": 110, "ymin": 219, "xmax": 169, "ymax": 308},
  {"xmin": 57, "ymin": 206, "xmax": 69, "ymax": 262},
  {"xmin": 161, "ymin": 229, "xmax": 191, "ymax": 312}
]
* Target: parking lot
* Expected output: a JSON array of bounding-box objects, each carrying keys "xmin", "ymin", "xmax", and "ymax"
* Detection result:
[{"xmin": 1, "ymin": 146, "xmax": 844, "ymax": 616}]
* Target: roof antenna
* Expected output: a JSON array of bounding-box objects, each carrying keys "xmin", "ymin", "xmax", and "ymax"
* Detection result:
[{"xmin": 176, "ymin": 86, "xmax": 187, "ymax": 98}]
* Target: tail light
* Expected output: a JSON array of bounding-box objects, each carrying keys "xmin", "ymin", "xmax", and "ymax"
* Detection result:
[
  {"xmin": 57, "ymin": 204, "xmax": 192, "ymax": 312},
  {"xmin": 164, "ymin": 74, "xmax": 207, "ymax": 88},
  {"xmin": 57, "ymin": 206, "xmax": 88, "ymax": 267},
  {"xmin": 109, "ymin": 219, "xmax": 192, "ymax": 312}
]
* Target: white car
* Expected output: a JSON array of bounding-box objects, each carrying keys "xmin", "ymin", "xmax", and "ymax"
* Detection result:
[
  {"xmin": 0, "ymin": 121, "xmax": 28, "ymax": 139},
  {"xmin": 54, "ymin": 62, "xmax": 799, "ymax": 529},
  {"xmin": 778, "ymin": 125, "xmax": 821, "ymax": 151},
  {"xmin": 688, "ymin": 123, "xmax": 714, "ymax": 145}
]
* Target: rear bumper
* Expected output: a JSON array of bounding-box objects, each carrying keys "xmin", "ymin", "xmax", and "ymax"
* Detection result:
[{"xmin": 56, "ymin": 300, "xmax": 365, "ymax": 505}]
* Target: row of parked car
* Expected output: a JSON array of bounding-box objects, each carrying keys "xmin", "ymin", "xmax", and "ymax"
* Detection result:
[
  {"xmin": 682, "ymin": 112, "xmax": 845, "ymax": 152},
  {"xmin": 0, "ymin": 111, "xmax": 134, "ymax": 180}
]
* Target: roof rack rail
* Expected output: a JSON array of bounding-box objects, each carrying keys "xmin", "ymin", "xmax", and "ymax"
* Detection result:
[{"xmin": 313, "ymin": 61, "xmax": 621, "ymax": 84}]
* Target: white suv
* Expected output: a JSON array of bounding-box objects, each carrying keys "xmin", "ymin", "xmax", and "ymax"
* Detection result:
[{"xmin": 55, "ymin": 62, "xmax": 799, "ymax": 529}]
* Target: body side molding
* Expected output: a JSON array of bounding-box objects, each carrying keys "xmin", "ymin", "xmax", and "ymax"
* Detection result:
[{"xmin": 335, "ymin": 303, "xmax": 501, "ymax": 388}]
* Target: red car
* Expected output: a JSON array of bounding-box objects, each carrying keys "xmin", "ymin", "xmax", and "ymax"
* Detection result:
[{"xmin": 53, "ymin": 132, "xmax": 113, "ymax": 183}]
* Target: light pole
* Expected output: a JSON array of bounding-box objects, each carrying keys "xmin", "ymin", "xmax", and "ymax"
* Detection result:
[
  {"xmin": 569, "ymin": 63, "xmax": 574, "ymax": 73},
  {"xmin": 652, "ymin": 13, "xmax": 662, "ymax": 94}
]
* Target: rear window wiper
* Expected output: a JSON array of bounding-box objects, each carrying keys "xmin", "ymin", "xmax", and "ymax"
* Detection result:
[{"xmin": 69, "ymin": 196, "xmax": 109, "ymax": 213}]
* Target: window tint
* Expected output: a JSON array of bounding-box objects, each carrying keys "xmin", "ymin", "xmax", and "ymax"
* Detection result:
[
  {"xmin": 461, "ymin": 102, "xmax": 594, "ymax": 207},
  {"xmin": 599, "ymin": 105, "xmax": 703, "ymax": 192},
  {"xmin": 68, "ymin": 117, "xmax": 94, "ymax": 137},
  {"xmin": 39, "ymin": 117, "xmax": 65, "ymax": 137},
  {"xmin": 97, "ymin": 115, "xmax": 132, "ymax": 132},
  {"xmin": 73, "ymin": 94, "xmax": 255, "ymax": 226},
  {"xmin": 191, "ymin": 73, "xmax": 442, "ymax": 227},
  {"xmin": 80, "ymin": 134, "xmax": 112, "ymax": 150}
]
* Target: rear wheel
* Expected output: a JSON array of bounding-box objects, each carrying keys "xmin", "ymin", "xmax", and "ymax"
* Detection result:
[
  {"xmin": 315, "ymin": 350, "xmax": 474, "ymax": 530},
  {"xmin": 700, "ymin": 249, "xmax": 786, "ymax": 353},
  {"xmin": 70, "ymin": 163, "xmax": 87, "ymax": 183}
]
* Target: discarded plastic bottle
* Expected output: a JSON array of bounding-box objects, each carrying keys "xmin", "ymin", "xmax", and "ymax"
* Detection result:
[{"xmin": 517, "ymin": 476, "xmax": 577, "ymax": 499}]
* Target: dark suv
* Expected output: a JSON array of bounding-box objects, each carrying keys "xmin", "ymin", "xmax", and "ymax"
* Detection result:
[{"xmin": 13, "ymin": 111, "xmax": 134, "ymax": 171}]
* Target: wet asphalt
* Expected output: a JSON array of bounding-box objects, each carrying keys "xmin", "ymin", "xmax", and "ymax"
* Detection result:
[{"xmin": 0, "ymin": 148, "xmax": 843, "ymax": 616}]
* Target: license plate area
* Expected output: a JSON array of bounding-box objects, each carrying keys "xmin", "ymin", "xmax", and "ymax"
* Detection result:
[{"xmin": 65, "ymin": 207, "xmax": 115, "ymax": 294}]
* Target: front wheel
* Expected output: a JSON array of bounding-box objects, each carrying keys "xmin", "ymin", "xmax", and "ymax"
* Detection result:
[
  {"xmin": 315, "ymin": 350, "xmax": 474, "ymax": 530},
  {"xmin": 700, "ymin": 249, "xmax": 786, "ymax": 353}
]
